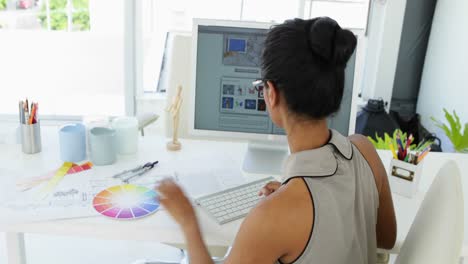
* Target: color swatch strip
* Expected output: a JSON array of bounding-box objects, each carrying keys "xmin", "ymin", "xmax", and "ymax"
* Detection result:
[
  {"xmin": 17, "ymin": 162, "xmax": 93, "ymax": 192},
  {"xmin": 93, "ymin": 184, "xmax": 159, "ymax": 220}
]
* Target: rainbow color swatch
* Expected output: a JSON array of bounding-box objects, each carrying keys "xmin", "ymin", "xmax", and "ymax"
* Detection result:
[{"xmin": 93, "ymin": 184, "xmax": 159, "ymax": 220}]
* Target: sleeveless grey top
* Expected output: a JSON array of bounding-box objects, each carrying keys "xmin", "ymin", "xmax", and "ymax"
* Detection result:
[{"xmin": 277, "ymin": 129, "xmax": 379, "ymax": 264}]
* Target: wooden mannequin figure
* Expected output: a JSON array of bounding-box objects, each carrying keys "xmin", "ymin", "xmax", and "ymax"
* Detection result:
[{"xmin": 166, "ymin": 86, "xmax": 183, "ymax": 151}]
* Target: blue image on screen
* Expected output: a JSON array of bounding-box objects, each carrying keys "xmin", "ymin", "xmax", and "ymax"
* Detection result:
[
  {"xmin": 228, "ymin": 38, "xmax": 247, "ymax": 52},
  {"xmin": 245, "ymin": 99, "xmax": 256, "ymax": 110},
  {"xmin": 222, "ymin": 97, "xmax": 234, "ymax": 109}
]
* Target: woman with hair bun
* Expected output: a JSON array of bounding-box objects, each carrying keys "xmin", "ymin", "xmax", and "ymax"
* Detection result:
[{"xmin": 157, "ymin": 17, "xmax": 397, "ymax": 264}]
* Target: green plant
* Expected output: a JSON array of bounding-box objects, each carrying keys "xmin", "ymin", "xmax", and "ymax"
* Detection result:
[
  {"xmin": 431, "ymin": 109, "xmax": 468, "ymax": 153},
  {"xmin": 37, "ymin": 0, "xmax": 89, "ymax": 31},
  {"xmin": 0, "ymin": 0, "xmax": 6, "ymax": 10},
  {"xmin": 367, "ymin": 129, "xmax": 414, "ymax": 150}
]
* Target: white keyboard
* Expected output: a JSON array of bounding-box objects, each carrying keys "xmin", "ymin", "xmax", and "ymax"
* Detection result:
[{"xmin": 195, "ymin": 177, "xmax": 275, "ymax": 224}]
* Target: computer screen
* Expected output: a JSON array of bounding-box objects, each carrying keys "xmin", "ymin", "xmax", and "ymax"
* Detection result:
[{"xmin": 193, "ymin": 22, "xmax": 357, "ymax": 137}]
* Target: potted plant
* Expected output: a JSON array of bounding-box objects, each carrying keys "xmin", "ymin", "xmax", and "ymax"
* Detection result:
[
  {"xmin": 431, "ymin": 109, "xmax": 468, "ymax": 153},
  {"xmin": 0, "ymin": 0, "xmax": 7, "ymax": 10},
  {"xmin": 367, "ymin": 129, "xmax": 414, "ymax": 150}
]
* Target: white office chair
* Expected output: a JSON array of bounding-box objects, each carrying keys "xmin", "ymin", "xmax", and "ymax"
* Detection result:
[
  {"xmin": 395, "ymin": 160, "xmax": 464, "ymax": 264},
  {"xmin": 137, "ymin": 113, "xmax": 160, "ymax": 136},
  {"xmin": 131, "ymin": 247, "xmax": 231, "ymax": 264}
]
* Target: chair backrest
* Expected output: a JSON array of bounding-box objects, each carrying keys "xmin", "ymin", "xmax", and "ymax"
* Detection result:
[{"xmin": 395, "ymin": 160, "xmax": 464, "ymax": 264}]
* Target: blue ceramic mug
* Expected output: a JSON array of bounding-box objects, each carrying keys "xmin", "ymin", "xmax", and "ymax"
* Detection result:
[{"xmin": 59, "ymin": 123, "xmax": 86, "ymax": 162}]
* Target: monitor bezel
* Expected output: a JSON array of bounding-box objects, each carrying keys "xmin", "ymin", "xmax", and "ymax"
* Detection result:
[{"xmin": 189, "ymin": 18, "xmax": 363, "ymax": 141}]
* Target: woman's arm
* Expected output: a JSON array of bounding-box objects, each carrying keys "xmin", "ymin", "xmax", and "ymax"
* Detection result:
[
  {"xmin": 183, "ymin": 221, "xmax": 214, "ymax": 264},
  {"xmin": 157, "ymin": 178, "xmax": 309, "ymax": 264},
  {"xmin": 349, "ymin": 134, "xmax": 397, "ymax": 249},
  {"xmin": 156, "ymin": 180, "xmax": 214, "ymax": 264}
]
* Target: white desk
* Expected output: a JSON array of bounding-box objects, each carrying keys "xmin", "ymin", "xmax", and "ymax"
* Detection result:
[{"xmin": 1, "ymin": 127, "xmax": 467, "ymax": 264}]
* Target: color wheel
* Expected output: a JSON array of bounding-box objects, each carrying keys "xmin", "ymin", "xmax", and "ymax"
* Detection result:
[{"xmin": 93, "ymin": 184, "xmax": 159, "ymax": 220}]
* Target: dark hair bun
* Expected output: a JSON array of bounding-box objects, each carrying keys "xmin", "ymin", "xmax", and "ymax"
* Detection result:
[
  {"xmin": 307, "ymin": 17, "xmax": 357, "ymax": 66},
  {"xmin": 261, "ymin": 17, "xmax": 356, "ymax": 119}
]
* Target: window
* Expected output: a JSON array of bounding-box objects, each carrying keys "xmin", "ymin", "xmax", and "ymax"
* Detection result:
[
  {"xmin": 140, "ymin": 0, "xmax": 245, "ymax": 94},
  {"xmin": 140, "ymin": 0, "xmax": 369, "ymax": 94},
  {"xmin": 39, "ymin": 0, "xmax": 90, "ymax": 31},
  {"xmin": 305, "ymin": 0, "xmax": 369, "ymax": 29},
  {"xmin": 0, "ymin": 0, "xmax": 370, "ymax": 117},
  {"xmin": 241, "ymin": 0, "xmax": 300, "ymax": 23},
  {"xmin": 0, "ymin": 0, "xmax": 90, "ymax": 31},
  {"xmin": 0, "ymin": 0, "xmax": 126, "ymax": 117}
]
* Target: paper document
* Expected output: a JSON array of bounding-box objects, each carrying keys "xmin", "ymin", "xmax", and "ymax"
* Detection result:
[
  {"xmin": 175, "ymin": 169, "xmax": 247, "ymax": 198},
  {"xmin": 0, "ymin": 168, "xmax": 174, "ymax": 225}
]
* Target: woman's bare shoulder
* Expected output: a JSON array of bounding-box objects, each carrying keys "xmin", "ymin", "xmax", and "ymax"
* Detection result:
[
  {"xmin": 255, "ymin": 178, "xmax": 311, "ymax": 215},
  {"xmin": 348, "ymin": 134, "xmax": 385, "ymax": 193},
  {"xmin": 225, "ymin": 178, "xmax": 313, "ymax": 263}
]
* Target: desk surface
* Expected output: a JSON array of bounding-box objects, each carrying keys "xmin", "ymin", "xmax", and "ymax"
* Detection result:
[{"xmin": 1, "ymin": 127, "xmax": 467, "ymax": 255}]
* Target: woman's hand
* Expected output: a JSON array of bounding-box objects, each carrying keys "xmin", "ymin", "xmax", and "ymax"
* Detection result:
[
  {"xmin": 156, "ymin": 179, "xmax": 197, "ymax": 230},
  {"xmin": 258, "ymin": 181, "xmax": 281, "ymax": 196}
]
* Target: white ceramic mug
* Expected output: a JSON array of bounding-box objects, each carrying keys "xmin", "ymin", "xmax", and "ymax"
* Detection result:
[{"xmin": 112, "ymin": 116, "xmax": 138, "ymax": 154}]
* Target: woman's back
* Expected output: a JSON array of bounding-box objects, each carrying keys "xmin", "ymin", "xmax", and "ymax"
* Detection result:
[{"xmin": 277, "ymin": 129, "xmax": 379, "ymax": 264}]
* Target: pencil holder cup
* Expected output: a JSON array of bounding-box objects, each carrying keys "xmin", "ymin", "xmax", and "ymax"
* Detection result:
[
  {"xmin": 112, "ymin": 117, "xmax": 138, "ymax": 155},
  {"xmin": 89, "ymin": 127, "xmax": 116, "ymax": 166},
  {"xmin": 388, "ymin": 159, "xmax": 423, "ymax": 198},
  {"xmin": 21, "ymin": 121, "xmax": 42, "ymax": 154},
  {"xmin": 59, "ymin": 123, "xmax": 86, "ymax": 162}
]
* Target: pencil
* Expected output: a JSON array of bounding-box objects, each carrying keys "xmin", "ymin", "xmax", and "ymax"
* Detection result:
[
  {"xmin": 29, "ymin": 103, "xmax": 36, "ymax": 124},
  {"xmin": 34, "ymin": 102, "xmax": 39, "ymax": 123},
  {"xmin": 24, "ymin": 106, "xmax": 29, "ymax": 125},
  {"xmin": 396, "ymin": 133, "xmax": 404, "ymax": 153},
  {"xmin": 389, "ymin": 144, "xmax": 398, "ymax": 160},
  {"xmin": 417, "ymin": 147, "xmax": 431, "ymax": 164},
  {"xmin": 19, "ymin": 101, "xmax": 24, "ymax": 124},
  {"xmin": 417, "ymin": 152, "xmax": 429, "ymax": 164}
]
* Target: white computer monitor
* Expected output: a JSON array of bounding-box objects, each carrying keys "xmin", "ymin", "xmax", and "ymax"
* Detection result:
[{"xmin": 189, "ymin": 19, "xmax": 362, "ymax": 175}]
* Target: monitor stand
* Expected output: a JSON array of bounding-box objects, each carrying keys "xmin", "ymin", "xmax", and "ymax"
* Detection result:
[{"xmin": 242, "ymin": 140, "xmax": 289, "ymax": 176}]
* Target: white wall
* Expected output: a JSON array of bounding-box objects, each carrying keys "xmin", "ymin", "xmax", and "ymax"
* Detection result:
[
  {"xmin": 416, "ymin": 0, "xmax": 468, "ymax": 152},
  {"xmin": 361, "ymin": 0, "xmax": 406, "ymax": 109},
  {"xmin": 89, "ymin": 0, "xmax": 124, "ymax": 34}
]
